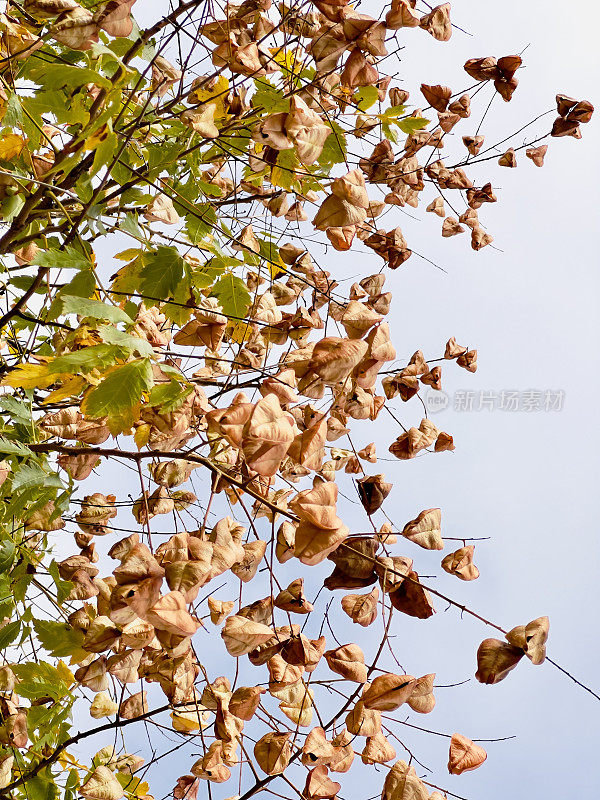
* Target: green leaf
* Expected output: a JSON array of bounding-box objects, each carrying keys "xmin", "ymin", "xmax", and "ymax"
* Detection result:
[
  {"xmin": 382, "ymin": 103, "xmax": 406, "ymax": 118},
  {"xmin": 12, "ymin": 661, "xmax": 73, "ymax": 701},
  {"xmin": 11, "ymin": 463, "xmax": 63, "ymax": 493},
  {"xmin": 91, "ymin": 129, "xmax": 118, "ymax": 177},
  {"xmin": 33, "ymin": 247, "xmax": 91, "ymax": 271},
  {"xmin": 185, "ymin": 203, "xmax": 217, "ymax": 245},
  {"xmin": 272, "ymin": 148, "xmax": 300, "ymax": 191},
  {"xmin": 212, "ymin": 273, "xmax": 251, "ymax": 320},
  {"xmin": 97, "ymin": 325, "xmax": 154, "ymax": 357},
  {"xmin": 355, "ymin": 86, "xmax": 379, "ymax": 111},
  {"xmin": 0, "ymin": 436, "xmax": 33, "ymax": 457},
  {"xmin": 33, "ymin": 619, "xmax": 85, "ymax": 658},
  {"xmin": 81, "ymin": 358, "xmax": 154, "ymax": 431},
  {"xmin": 0, "ymin": 395, "xmax": 32, "ymax": 423},
  {"xmin": 121, "ymin": 213, "xmax": 142, "ymax": 238},
  {"xmin": 10, "ymin": 559, "xmax": 35, "ymax": 604},
  {"xmin": 252, "ymin": 78, "xmax": 288, "ymax": 113},
  {"xmin": 145, "ymin": 141, "xmax": 182, "ymax": 169},
  {"xmin": 109, "ymin": 19, "xmax": 156, "ymax": 61},
  {"xmin": 319, "ymin": 121, "xmax": 347, "ymax": 168},
  {"xmin": 27, "ymin": 64, "xmax": 112, "ymax": 92},
  {"xmin": 116, "ymin": 774, "xmax": 150, "ymax": 797},
  {"xmin": 23, "ymin": 774, "xmax": 59, "ymax": 800},
  {"xmin": 0, "ymin": 620, "xmax": 20, "ymax": 649},
  {"xmin": 0, "ymin": 538, "xmax": 15, "ymax": 574},
  {"xmin": 47, "ymin": 560, "xmax": 73, "ymax": 606},
  {"xmin": 197, "ymin": 179, "xmax": 223, "ymax": 198},
  {"xmin": 23, "ymin": 90, "xmax": 87, "ymax": 135},
  {"xmin": 381, "ymin": 121, "xmax": 399, "ymax": 144},
  {"xmin": 49, "ymin": 344, "xmax": 123, "ymax": 374},
  {"xmin": 396, "ymin": 116, "xmax": 430, "ymax": 134},
  {"xmin": 10, "ymin": 274, "xmax": 47, "ymax": 293},
  {"xmin": 3, "ymin": 91, "xmax": 23, "ymax": 127},
  {"xmin": 60, "ymin": 295, "xmax": 133, "ymax": 324},
  {"xmin": 27, "ymin": 701, "xmax": 73, "ymax": 750},
  {"xmin": 58, "ymin": 269, "xmax": 97, "ymax": 300},
  {"xmin": 1, "ymin": 193, "xmax": 25, "ymax": 221},
  {"xmin": 138, "ymin": 246, "xmax": 186, "ymax": 298},
  {"xmin": 148, "ymin": 380, "xmax": 193, "ymax": 413},
  {"xmin": 65, "ymin": 769, "xmax": 80, "ymax": 800},
  {"xmin": 0, "ymin": 575, "xmax": 13, "ymax": 620}
]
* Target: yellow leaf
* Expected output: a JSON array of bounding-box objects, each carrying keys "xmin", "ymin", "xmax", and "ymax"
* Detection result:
[
  {"xmin": 227, "ymin": 320, "xmax": 253, "ymax": 344},
  {"xmin": 191, "ymin": 235, "xmax": 215, "ymax": 252},
  {"xmin": 56, "ymin": 660, "xmax": 75, "ymax": 687},
  {"xmin": 58, "ymin": 750, "xmax": 85, "ymax": 769},
  {"xmin": 170, "ymin": 709, "xmax": 208, "ymax": 732},
  {"xmin": 270, "ymin": 167, "xmax": 289, "ymax": 191},
  {"xmin": 132, "ymin": 780, "xmax": 150, "ymax": 798},
  {"xmin": 0, "ymin": 132, "xmax": 25, "ymax": 161},
  {"xmin": 1, "ymin": 362, "xmax": 54, "ymax": 389},
  {"xmin": 191, "ymin": 75, "xmax": 230, "ymax": 123},
  {"xmin": 84, "ymin": 123, "xmax": 110, "ymax": 151},
  {"xmin": 43, "ymin": 375, "xmax": 86, "ymax": 404},
  {"xmin": 269, "ymin": 254, "xmax": 287, "ymax": 280},
  {"xmin": 134, "ymin": 423, "xmax": 151, "ymax": 449},
  {"xmin": 113, "ymin": 248, "xmax": 141, "ymax": 262},
  {"xmin": 69, "ymin": 647, "xmax": 92, "ymax": 666},
  {"xmin": 269, "ymin": 47, "xmax": 303, "ymax": 78}
]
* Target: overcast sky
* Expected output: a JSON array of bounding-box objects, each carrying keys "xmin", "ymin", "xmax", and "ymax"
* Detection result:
[{"xmin": 86, "ymin": 2, "xmax": 600, "ymax": 798}]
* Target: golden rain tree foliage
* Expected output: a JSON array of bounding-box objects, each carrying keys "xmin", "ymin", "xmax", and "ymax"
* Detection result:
[{"xmin": 0, "ymin": 1, "xmax": 594, "ymax": 799}]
